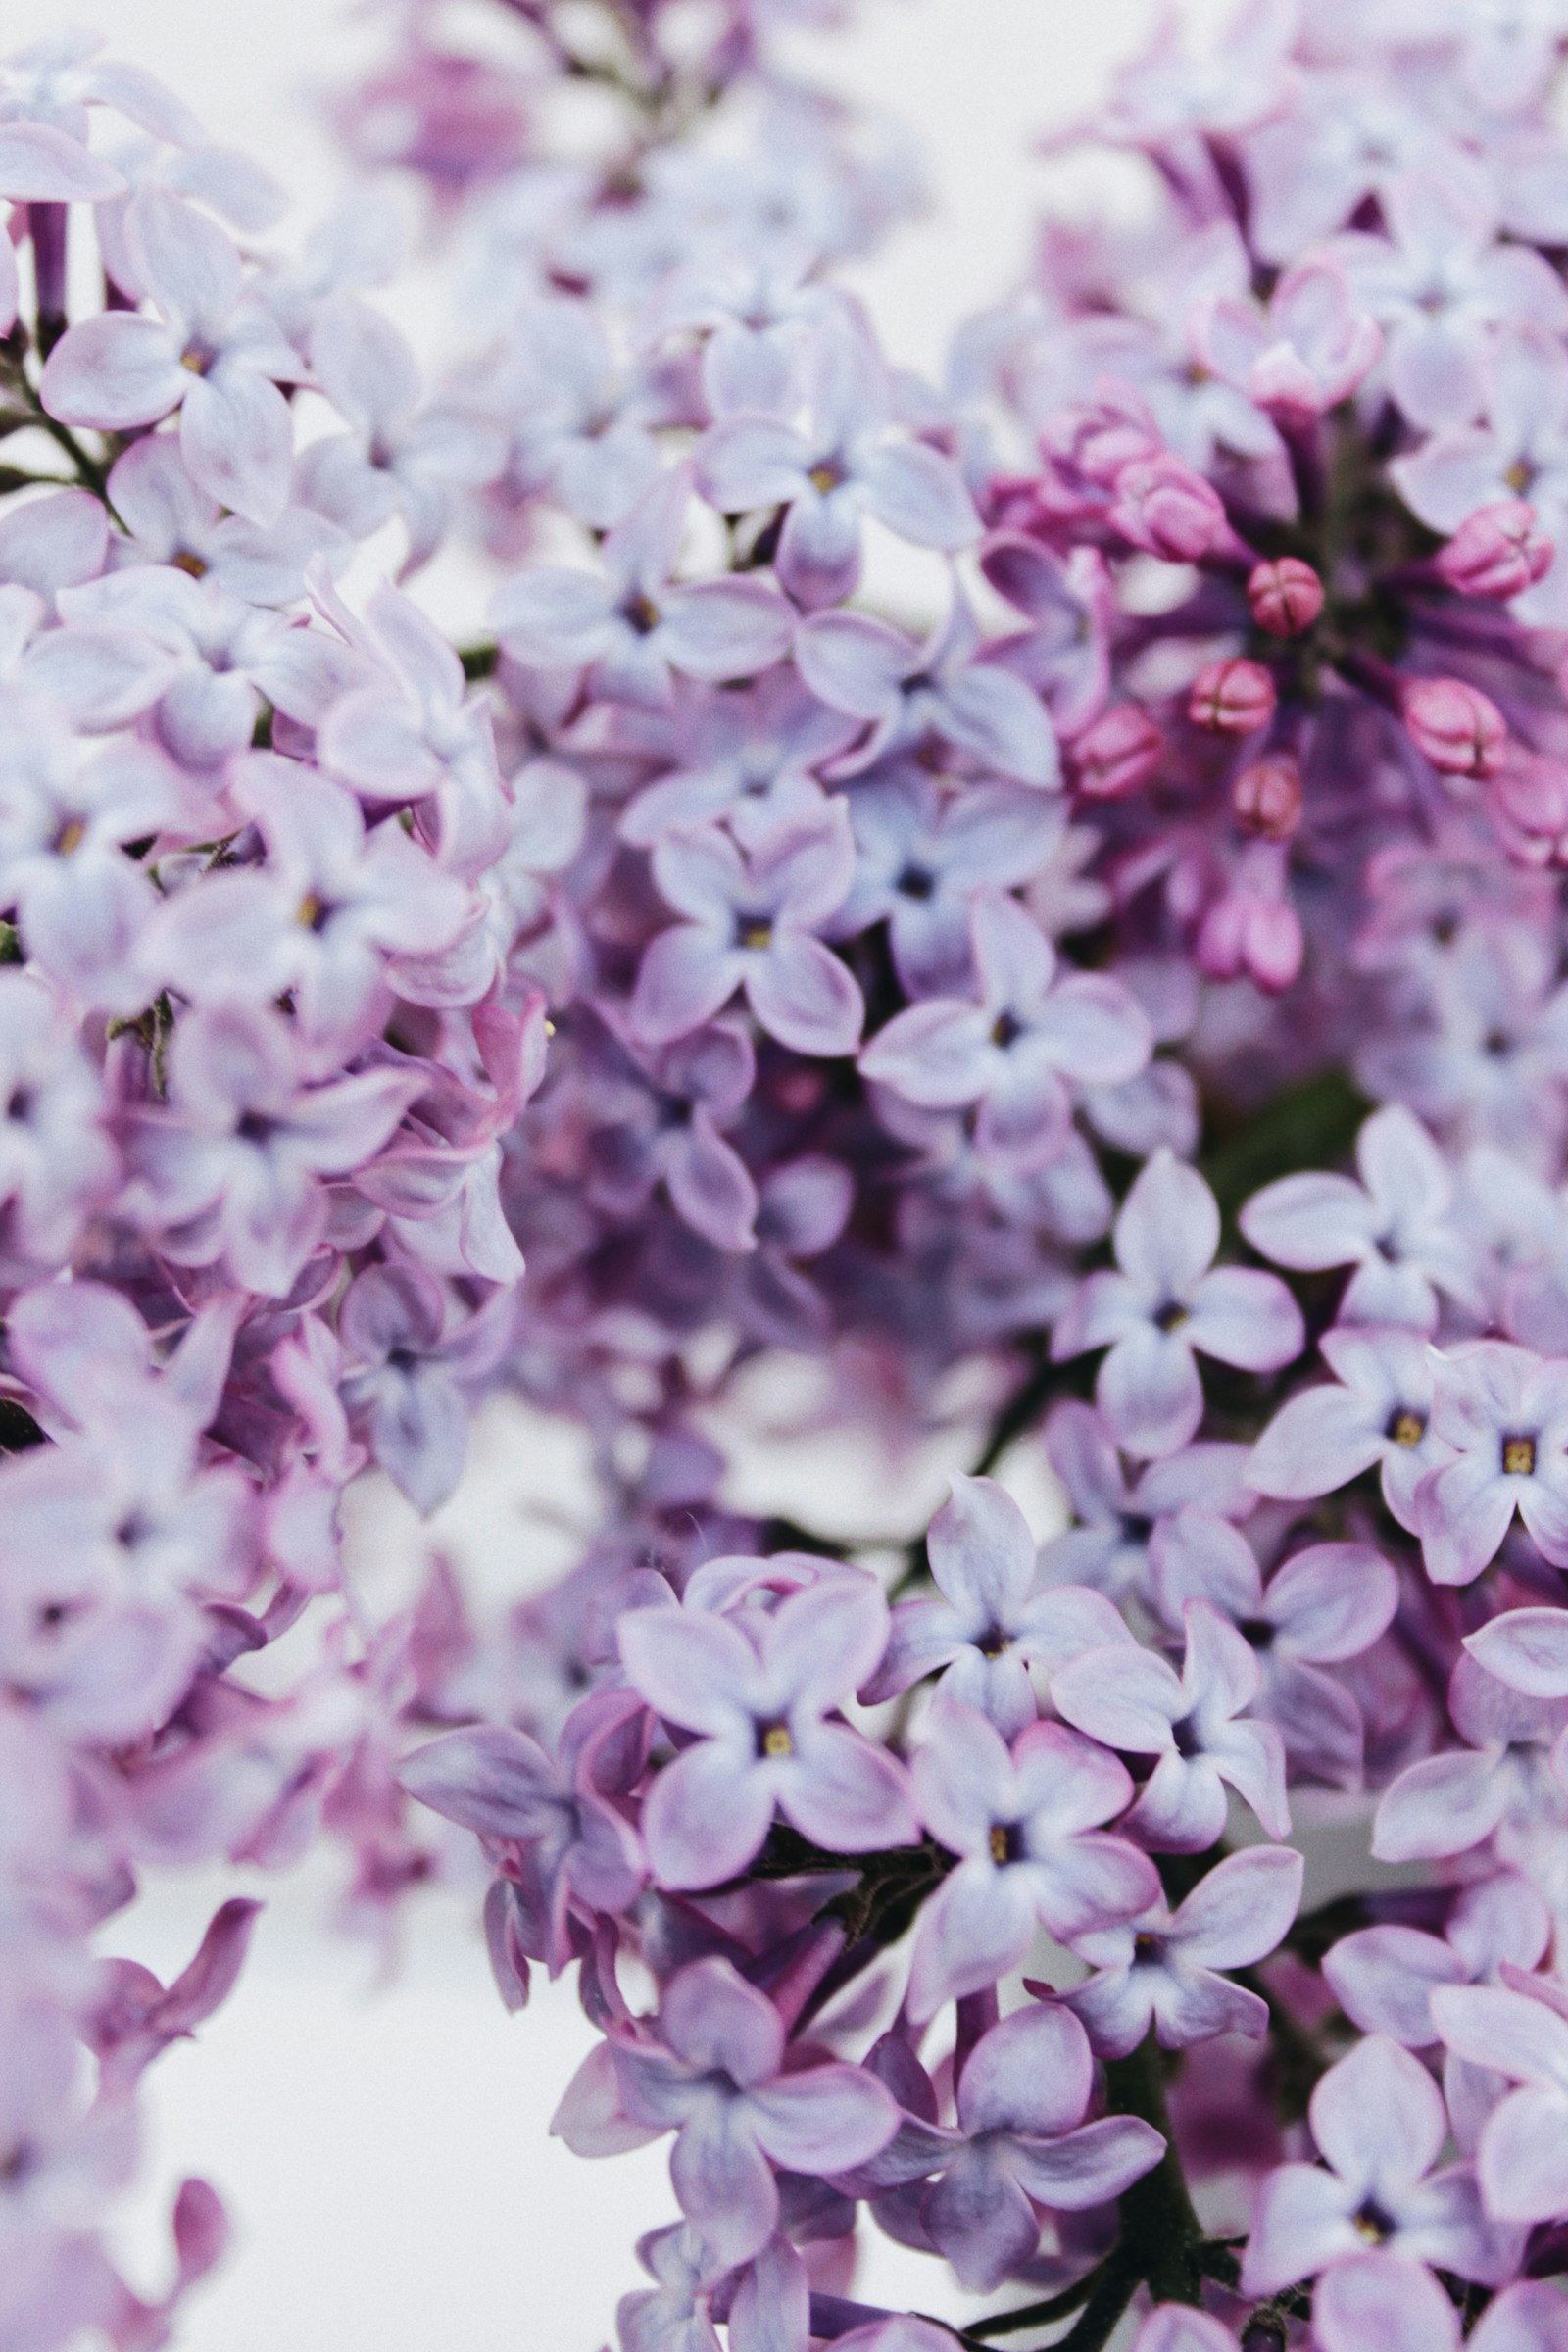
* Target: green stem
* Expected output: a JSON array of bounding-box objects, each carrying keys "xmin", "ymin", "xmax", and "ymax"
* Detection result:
[{"xmin": 1102, "ymin": 2032, "xmax": 1206, "ymax": 2308}]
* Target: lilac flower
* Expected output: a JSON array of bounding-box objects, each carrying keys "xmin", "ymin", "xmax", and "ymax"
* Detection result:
[
  {"xmin": 1053, "ymin": 1151, "xmax": 1303, "ymax": 1460},
  {"xmin": 0, "ymin": 969, "xmax": 115, "ymax": 1261},
  {"xmin": 1432, "ymin": 1980, "xmax": 1568, "ymax": 2223},
  {"xmin": 631, "ymin": 801, "xmax": 864, "ymax": 1057},
  {"xmin": 906, "ymin": 1700, "xmax": 1158, "ymax": 2019},
  {"xmin": 616, "ymin": 669, "xmax": 858, "ymax": 851},
  {"xmin": 1038, "ymin": 1402, "xmax": 1251, "ymax": 1603},
  {"xmin": 1146, "ymin": 1511, "xmax": 1397, "ymax": 1788},
  {"xmin": 1247, "ymin": 1324, "xmax": 1444, "ymax": 1534},
  {"xmin": 979, "ymin": 534, "xmax": 1112, "ymax": 738},
  {"xmin": 859, "ymin": 889, "xmax": 1151, "ymax": 1172},
  {"xmin": 554, "ymin": 1955, "xmax": 898, "ymax": 2268},
  {"xmin": 1065, "ymin": 1844, "xmax": 1304, "ymax": 2057},
  {"xmin": 1393, "ymin": 326, "xmax": 1568, "ymax": 625},
  {"xmin": 830, "ymin": 766, "xmax": 1056, "ymax": 998},
  {"xmin": 1415, "ymin": 1342, "xmax": 1568, "ymax": 1586},
  {"xmin": 1239, "ymin": 1104, "xmax": 1481, "ymax": 1332},
  {"xmin": 614, "ymin": 2223, "xmax": 720, "ymax": 2352},
  {"xmin": 1334, "ymin": 165, "xmax": 1568, "ymax": 433},
  {"xmin": 104, "ymin": 435, "xmax": 340, "ymax": 607},
  {"xmin": 698, "ymin": 309, "xmax": 978, "ymax": 607},
  {"xmin": 41, "ymin": 190, "xmax": 304, "ymax": 525},
  {"xmin": 851, "ymin": 2005, "xmax": 1163, "ymax": 2292},
  {"xmin": 861, "ymin": 1473, "xmax": 1132, "ymax": 1736},
  {"xmin": 489, "ymin": 467, "xmax": 794, "ymax": 709},
  {"xmin": 616, "ymin": 1572, "xmax": 917, "ymax": 1888},
  {"xmin": 1052, "ymin": 1599, "xmax": 1291, "ymax": 1851},
  {"xmin": 298, "ymin": 295, "xmax": 500, "ymax": 572},
  {"xmin": 1312, "ymin": 2262, "xmax": 1568, "ymax": 2352},
  {"xmin": 89, "ymin": 1898, "xmax": 261, "ymax": 2094},
  {"xmin": 398, "ymin": 1699, "xmax": 645, "ymax": 1972},
  {"xmin": 1373, "ymin": 1655, "xmax": 1568, "ymax": 1867},
  {"xmin": 1241, "ymin": 2034, "xmax": 1521, "ymax": 2294},
  {"xmin": 1192, "ymin": 257, "xmax": 1382, "ymax": 430},
  {"xmin": 795, "ymin": 599, "xmax": 1059, "ymax": 788},
  {"xmin": 1325, "ymin": 1874, "xmax": 1551, "ymax": 2049},
  {"xmin": 124, "ymin": 1004, "xmax": 423, "ymax": 1297},
  {"xmin": 338, "ymin": 1264, "xmax": 518, "ymax": 1514}
]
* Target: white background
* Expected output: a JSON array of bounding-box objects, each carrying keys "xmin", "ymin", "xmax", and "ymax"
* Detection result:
[{"xmin": 0, "ymin": 0, "xmax": 1231, "ymax": 2344}]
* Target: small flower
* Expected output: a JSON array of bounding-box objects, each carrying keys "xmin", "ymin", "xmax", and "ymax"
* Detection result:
[
  {"xmin": 1415, "ymin": 1341, "xmax": 1568, "ymax": 1586},
  {"xmin": 861, "ymin": 1473, "xmax": 1132, "ymax": 1737},
  {"xmin": 1241, "ymin": 2034, "xmax": 1521, "ymax": 2294},
  {"xmin": 1064, "ymin": 1844, "xmax": 1304, "ymax": 2057},
  {"xmin": 1052, "ymin": 1598, "xmax": 1292, "ymax": 1851},
  {"xmin": 906, "ymin": 1698, "xmax": 1158, "ymax": 2019},
  {"xmin": 617, "ymin": 1571, "xmax": 918, "ymax": 1888},
  {"xmin": 1053, "ymin": 1150, "xmax": 1303, "ymax": 1459}
]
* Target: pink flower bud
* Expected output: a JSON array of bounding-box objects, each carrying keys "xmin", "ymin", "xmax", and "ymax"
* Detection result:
[
  {"xmin": 1109, "ymin": 453, "xmax": 1229, "ymax": 563},
  {"xmin": 1068, "ymin": 703, "xmax": 1165, "ymax": 799},
  {"xmin": 1402, "ymin": 677, "xmax": 1507, "ymax": 779},
  {"xmin": 1042, "ymin": 395, "xmax": 1161, "ymax": 490},
  {"xmin": 1436, "ymin": 501, "xmax": 1554, "ymax": 601},
  {"xmin": 1248, "ymin": 557, "xmax": 1324, "ymax": 638},
  {"xmin": 1232, "ymin": 755, "xmax": 1302, "ymax": 841},
  {"xmin": 1189, "ymin": 658, "xmax": 1277, "ymax": 736}
]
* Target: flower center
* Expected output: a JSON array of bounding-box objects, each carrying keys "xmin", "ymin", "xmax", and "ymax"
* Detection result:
[
  {"xmin": 1503, "ymin": 1435, "xmax": 1537, "ymax": 1478},
  {"xmin": 1154, "ymin": 1301, "xmax": 1190, "ymax": 1334},
  {"xmin": 989, "ymin": 1821, "xmax": 1020, "ymax": 1865},
  {"xmin": 741, "ymin": 919, "xmax": 773, "ymax": 952},
  {"xmin": 1388, "ymin": 1408, "xmax": 1425, "ymax": 1448},
  {"xmin": 172, "ymin": 548, "xmax": 209, "ymax": 578},
  {"xmin": 759, "ymin": 1721, "xmax": 793, "ymax": 1758},
  {"xmin": 1353, "ymin": 2197, "xmax": 1396, "ymax": 2245}
]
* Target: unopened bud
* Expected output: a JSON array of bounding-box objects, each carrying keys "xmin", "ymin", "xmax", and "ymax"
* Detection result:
[
  {"xmin": 1436, "ymin": 501, "xmax": 1553, "ymax": 601},
  {"xmin": 1248, "ymin": 556, "xmax": 1324, "ymax": 638},
  {"xmin": 1189, "ymin": 657, "xmax": 1277, "ymax": 736},
  {"xmin": 1109, "ymin": 453, "xmax": 1230, "ymax": 563},
  {"xmin": 1069, "ymin": 704, "xmax": 1165, "ymax": 799},
  {"xmin": 1402, "ymin": 676, "xmax": 1507, "ymax": 780},
  {"xmin": 1232, "ymin": 754, "xmax": 1302, "ymax": 841}
]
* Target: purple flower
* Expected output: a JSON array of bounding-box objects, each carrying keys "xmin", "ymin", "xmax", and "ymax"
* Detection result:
[
  {"xmin": 698, "ymin": 310, "xmax": 979, "ymax": 608},
  {"xmin": 617, "ymin": 668, "xmax": 858, "ymax": 851},
  {"xmin": 0, "ymin": 969, "xmax": 115, "ymax": 1261},
  {"xmin": 979, "ymin": 534, "xmax": 1112, "ymax": 738},
  {"xmin": 1053, "ymin": 1150, "xmax": 1303, "ymax": 1459},
  {"xmin": 338, "ymin": 1263, "xmax": 518, "ymax": 1514},
  {"xmin": 795, "ymin": 598, "xmax": 1059, "ymax": 788},
  {"xmin": 1052, "ymin": 1599, "xmax": 1291, "ymax": 1851},
  {"xmin": 554, "ymin": 1955, "xmax": 898, "ymax": 2268},
  {"xmin": 489, "ymin": 466, "xmax": 794, "ymax": 709},
  {"xmin": 1373, "ymin": 1655, "xmax": 1568, "ymax": 1867},
  {"xmin": 1038, "ymin": 1401, "xmax": 1251, "ymax": 1603},
  {"xmin": 617, "ymin": 1571, "xmax": 917, "ymax": 1888},
  {"xmin": 1310, "ymin": 2261, "xmax": 1568, "ymax": 2352},
  {"xmin": 861, "ymin": 1473, "xmax": 1132, "ymax": 1736},
  {"xmin": 124, "ymin": 1004, "xmax": 422, "ymax": 1296},
  {"xmin": 906, "ymin": 1699, "xmax": 1157, "ymax": 2020},
  {"xmin": 1064, "ymin": 1844, "xmax": 1304, "ymax": 2058},
  {"xmin": 1416, "ymin": 1342, "xmax": 1568, "ymax": 1586},
  {"xmin": 859, "ymin": 889, "xmax": 1151, "ymax": 1171},
  {"xmin": 1432, "ymin": 1979, "xmax": 1568, "ymax": 2224},
  {"xmin": 1325, "ymin": 1874, "xmax": 1550, "ymax": 2050},
  {"xmin": 1146, "ymin": 1510, "xmax": 1397, "ymax": 1787},
  {"xmin": 852, "ymin": 2005, "xmax": 1164, "ymax": 2293},
  {"xmin": 1241, "ymin": 2034, "xmax": 1521, "ymax": 2294},
  {"xmin": 631, "ymin": 801, "xmax": 864, "ymax": 1057},
  {"xmin": 398, "ymin": 1697, "xmax": 646, "ymax": 1972},
  {"xmin": 1335, "ymin": 166, "xmax": 1568, "ymax": 434},
  {"xmin": 1248, "ymin": 1324, "xmax": 1444, "ymax": 1534},
  {"xmin": 1191, "ymin": 256, "xmax": 1382, "ymax": 429},
  {"xmin": 41, "ymin": 190, "xmax": 304, "ymax": 525},
  {"xmin": 1239, "ymin": 1104, "xmax": 1481, "ymax": 1332},
  {"xmin": 831, "ymin": 765, "xmax": 1057, "ymax": 998}
]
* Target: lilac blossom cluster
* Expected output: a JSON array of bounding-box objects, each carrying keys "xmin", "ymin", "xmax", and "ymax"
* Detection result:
[{"xmin": 18, "ymin": 0, "xmax": 1568, "ymax": 2346}]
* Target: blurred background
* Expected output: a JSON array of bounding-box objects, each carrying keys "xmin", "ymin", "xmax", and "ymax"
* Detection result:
[{"xmin": 0, "ymin": 0, "xmax": 1232, "ymax": 2344}]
